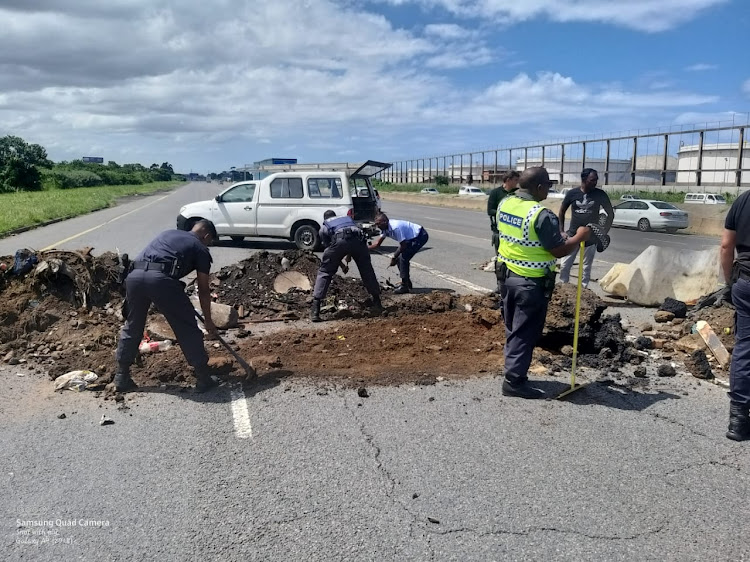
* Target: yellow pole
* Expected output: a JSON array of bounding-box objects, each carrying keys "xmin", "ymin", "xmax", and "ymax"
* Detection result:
[{"xmin": 569, "ymin": 241, "xmax": 585, "ymax": 391}]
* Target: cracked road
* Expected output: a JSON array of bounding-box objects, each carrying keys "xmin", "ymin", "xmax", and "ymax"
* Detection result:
[{"xmin": 2, "ymin": 185, "xmax": 749, "ymax": 561}]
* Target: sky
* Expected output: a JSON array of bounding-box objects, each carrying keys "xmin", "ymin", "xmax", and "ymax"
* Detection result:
[{"xmin": 1, "ymin": 0, "xmax": 748, "ymax": 174}]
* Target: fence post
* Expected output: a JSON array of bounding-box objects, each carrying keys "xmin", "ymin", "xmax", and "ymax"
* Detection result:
[
  {"xmin": 631, "ymin": 136, "xmax": 637, "ymax": 186},
  {"xmin": 604, "ymin": 139, "xmax": 611, "ymax": 186},
  {"xmin": 582, "ymin": 141, "xmax": 587, "ymax": 172},
  {"xmin": 559, "ymin": 143, "xmax": 565, "ymax": 185},
  {"xmin": 481, "ymin": 152, "xmax": 485, "ymax": 185},
  {"xmin": 737, "ymin": 128, "xmax": 745, "ymax": 188},
  {"xmin": 697, "ymin": 131, "xmax": 704, "ymax": 188},
  {"xmin": 661, "ymin": 134, "xmax": 669, "ymax": 186}
]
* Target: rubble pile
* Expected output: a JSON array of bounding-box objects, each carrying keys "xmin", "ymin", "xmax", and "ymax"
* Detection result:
[{"xmin": 0, "ymin": 247, "xmax": 737, "ymax": 392}]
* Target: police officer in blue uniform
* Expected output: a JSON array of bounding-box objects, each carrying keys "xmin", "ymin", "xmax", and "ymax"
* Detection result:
[
  {"xmin": 368, "ymin": 213, "xmax": 429, "ymax": 294},
  {"xmin": 114, "ymin": 220, "xmax": 220, "ymax": 393},
  {"xmin": 311, "ymin": 210, "xmax": 382, "ymax": 322},
  {"xmin": 721, "ymin": 190, "xmax": 750, "ymax": 440},
  {"xmin": 496, "ymin": 167, "xmax": 591, "ymax": 399}
]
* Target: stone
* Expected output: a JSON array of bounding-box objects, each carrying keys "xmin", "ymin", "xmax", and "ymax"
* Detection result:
[
  {"xmin": 357, "ymin": 387, "xmax": 369, "ymax": 398},
  {"xmin": 190, "ymin": 298, "xmax": 239, "ymax": 329},
  {"xmin": 3, "ymin": 351, "xmax": 14, "ymax": 363},
  {"xmin": 659, "ymin": 297, "xmax": 688, "ymax": 319},
  {"xmin": 561, "ymin": 345, "xmax": 574, "ymax": 357},
  {"xmin": 634, "ymin": 366, "xmax": 648, "ymax": 378},
  {"xmin": 652, "ymin": 339, "xmax": 667, "ymax": 349},
  {"xmin": 639, "ymin": 323, "xmax": 653, "ymax": 333},
  {"xmin": 657, "ymin": 364, "xmax": 677, "ymax": 377},
  {"xmin": 654, "ymin": 311, "xmax": 675, "ymax": 323}
]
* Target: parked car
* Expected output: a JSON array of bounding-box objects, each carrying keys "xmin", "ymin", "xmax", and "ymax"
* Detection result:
[
  {"xmin": 599, "ymin": 199, "xmax": 688, "ymax": 233},
  {"xmin": 684, "ymin": 192, "xmax": 727, "ymax": 205},
  {"xmin": 421, "ymin": 187, "xmax": 439, "ymax": 194},
  {"xmin": 177, "ymin": 160, "xmax": 388, "ymax": 250},
  {"xmin": 546, "ymin": 187, "xmax": 570, "ymax": 200},
  {"xmin": 620, "ymin": 193, "xmax": 638, "ymax": 201},
  {"xmin": 457, "ymin": 186, "xmax": 487, "ymax": 197}
]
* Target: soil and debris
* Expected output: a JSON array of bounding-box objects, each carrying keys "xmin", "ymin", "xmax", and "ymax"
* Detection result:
[{"xmin": 0, "ymin": 248, "xmax": 738, "ymax": 395}]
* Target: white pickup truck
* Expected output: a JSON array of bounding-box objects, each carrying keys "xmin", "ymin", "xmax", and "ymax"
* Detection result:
[{"xmin": 176, "ymin": 160, "xmax": 389, "ymax": 250}]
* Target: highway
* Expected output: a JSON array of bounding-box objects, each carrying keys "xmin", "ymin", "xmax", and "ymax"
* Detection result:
[{"xmin": 1, "ymin": 184, "xmax": 746, "ymax": 562}]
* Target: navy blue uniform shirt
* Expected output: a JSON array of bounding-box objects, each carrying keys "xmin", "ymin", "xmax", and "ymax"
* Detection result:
[
  {"xmin": 136, "ymin": 229, "xmax": 212, "ymax": 278},
  {"xmin": 320, "ymin": 216, "xmax": 358, "ymax": 248}
]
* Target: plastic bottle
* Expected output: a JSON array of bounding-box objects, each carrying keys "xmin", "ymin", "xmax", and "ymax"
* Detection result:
[{"xmin": 139, "ymin": 340, "xmax": 173, "ymax": 354}]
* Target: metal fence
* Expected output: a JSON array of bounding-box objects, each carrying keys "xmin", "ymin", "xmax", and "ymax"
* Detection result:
[{"xmin": 380, "ymin": 115, "xmax": 750, "ymax": 192}]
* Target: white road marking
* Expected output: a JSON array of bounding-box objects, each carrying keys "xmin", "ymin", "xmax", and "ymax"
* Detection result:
[
  {"xmin": 428, "ymin": 227, "xmax": 487, "ymax": 242},
  {"xmin": 229, "ymin": 383, "xmax": 253, "ymax": 439},
  {"xmin": 410, "ymin": 261, "xmax": 490, "ymax": 293},
  {"xmin": 41, "ymin": 193, "xmax": 173, "ymax": 251}
]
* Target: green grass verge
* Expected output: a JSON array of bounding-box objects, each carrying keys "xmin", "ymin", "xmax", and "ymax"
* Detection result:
[{"xmin": 0, "ymin": 181, "xmax": 182, "ymax": 236}]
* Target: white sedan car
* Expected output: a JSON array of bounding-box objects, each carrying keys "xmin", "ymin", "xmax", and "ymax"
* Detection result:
[
  {"xmin": 421, "ymin": 187, "xmax": 439, "ymax": 194},
  {"xmin": 599, "ymin": 199, "xmax": 689, "ymax": 233},
  {"xmin": 457, "ymin": 186, "xmax": 487, "ymax": 197}
]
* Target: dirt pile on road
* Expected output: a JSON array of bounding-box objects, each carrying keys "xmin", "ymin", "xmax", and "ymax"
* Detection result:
[{"xmin": 0, "ymin": 247, "xmax": 685, "ymax": 392}]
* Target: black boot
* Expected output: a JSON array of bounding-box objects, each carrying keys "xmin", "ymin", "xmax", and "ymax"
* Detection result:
[
  {"xmin": 310, "ymin": 298, "xmax": 322, "ymax": 322},
  {"xmin": 113, "ymin": 364, "xmax": 138, "ymax": 392},
  {"xmin": 394, "ymin": 280, "xmax": 410, "ymax": 294},
  {"xmin": 502, "ymin": 379, "xmax": 545, "ymax": 400},
  {"xmin": 726, "ymin": 402, "xmax": 750, "ymax": 441},
  {"xmin": 371, "ymin": 295, "xmax": 383, "ymax": 310},
  {"xmin": 194, "ymin": 365, "xmax": 218, "ymax": 393}
]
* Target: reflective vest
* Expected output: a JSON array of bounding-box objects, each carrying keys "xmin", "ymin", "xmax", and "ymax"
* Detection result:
[{"xmin": 496, "ymin": 195, "xmax": 556, "ymax": 278}]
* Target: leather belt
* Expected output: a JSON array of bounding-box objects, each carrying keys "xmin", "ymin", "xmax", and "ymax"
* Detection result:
[{"xmin": 132, "ymin": 261, "xmax": 171, "ymax": 273}]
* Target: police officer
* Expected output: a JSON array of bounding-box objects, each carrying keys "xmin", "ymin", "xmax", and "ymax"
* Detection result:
[
  {"xmin": 720, "ymin": 190, "xmax": 750, "ymax": 440},
  {"xmin": 114, "ymin": 220, "xmax": 220, "ymax": 393},
  {"xmin": 488, "ymin": 171, "xmax": 520, "ymax": 255},
  {"xmin": 368, "ymin": 213, "xmax": 428, "ymax": 294},
  {"xmin": 311, "ymin": 210, "xmax": 382, "ymax": 322},
  {"xmin": 496, "ymin": 167, "xmax": 591, "ymax": 399}
]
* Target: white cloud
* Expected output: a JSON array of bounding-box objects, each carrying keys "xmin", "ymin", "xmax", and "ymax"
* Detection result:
[
  {"xmin": 685, "ymin": 63, "xmax": 718, "ymax": 71},
  {"xmin": 382, "ymin": 0, "xmax": 728, "ymax": 32},
  {"xmin": 0, "ymin": 0, "xmax": 728, "ymax": 170}
]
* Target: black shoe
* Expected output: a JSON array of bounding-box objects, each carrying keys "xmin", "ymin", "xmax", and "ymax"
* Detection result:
[
  {"xmin": 394, "ymin": 284, "xmax": 410, "ymax": 294},
  {"xmin": 407, "ymin": 279, "xmax": 413, "ymax": 289},
  {"xmin": 194, "ymin": 375, "xmax": 219, "ymax": 393},
  {"xmin": 310, "ymin": 298, "xmax": 322, "ymax": 322},
  {"xmin": 502, "ymin": 379, "xmax": 545, "ymax": 399},
  {"xmin": 727, "ymin": 403, "xmax": 750, "ymax": 441},
  {"xmin": 113, "ymin": 373, "xmax": 138, "ymax": 393}
]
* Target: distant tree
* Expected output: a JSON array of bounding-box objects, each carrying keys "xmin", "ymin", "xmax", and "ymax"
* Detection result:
[
  {"xmin": 159, "ymin": 162, "xmax": 174, "ymax": 174},
  {"xmin": 0, "ymin": 135, "xmax": 51, "ymax": 192},
  {"xmin": 107, "ymin": 161, "xmax": 120, "ymax": 168}
]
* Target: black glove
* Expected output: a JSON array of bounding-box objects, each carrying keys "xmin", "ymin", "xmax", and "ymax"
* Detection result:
[
  {"xmin": 720, "ymin": 284, "xmax": 733, "ymax": 305},
  {"xmin": 587, "ymin": 223, "xmax": 610, "ymax": 253}
]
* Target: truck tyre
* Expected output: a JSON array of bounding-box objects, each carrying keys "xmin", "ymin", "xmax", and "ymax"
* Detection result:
[{"xmin": 294, "ymin": 224, "xmax": 321, "ymax": 251}]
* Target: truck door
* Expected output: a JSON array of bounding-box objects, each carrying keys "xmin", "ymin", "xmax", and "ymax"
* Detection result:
[{"xmin": 214, "ymin": 182, "xmax": 258, "ymax": 235}]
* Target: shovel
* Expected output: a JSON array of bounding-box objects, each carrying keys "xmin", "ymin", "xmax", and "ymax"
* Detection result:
[{"xmin": 194, "ymin": 310, "xmax": 257, "ymax": 382}]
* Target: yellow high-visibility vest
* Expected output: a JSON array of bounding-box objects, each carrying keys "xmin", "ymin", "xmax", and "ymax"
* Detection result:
[{"xmin": 497, "ymin": 196, "xmax": 556, "ymax": 278}]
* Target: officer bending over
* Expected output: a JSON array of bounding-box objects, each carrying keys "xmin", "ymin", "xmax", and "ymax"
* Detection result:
[
  {"xmin": 369, "ymin": 213, "xmax": 428, "ymax": 294},
  {"xmin": 497, "ymin": 167, "xmax": 591, "ymax": 399},
  {"xmin": 114, "ymin": 220, "xmax": 220, "ymax": 393},
  {"xmin": 311, "ymin": 210, "xmax": 382, "ymax": 322}
]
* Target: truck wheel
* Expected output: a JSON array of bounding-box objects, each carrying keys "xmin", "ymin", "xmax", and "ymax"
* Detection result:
[{"xmin": 294, "ymin": 224, "xmax": 320, "ymax": 251}]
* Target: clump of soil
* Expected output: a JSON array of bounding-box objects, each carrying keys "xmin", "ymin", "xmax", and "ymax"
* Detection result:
[
  {"xmin": 684, "ymin": 349, "xmax": 715, "ymax": 380},
  {"xmin": 660, "ymin": 297, "xmax": 688, "ymax": 319}
]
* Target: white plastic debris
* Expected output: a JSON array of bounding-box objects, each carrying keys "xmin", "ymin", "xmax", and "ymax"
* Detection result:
[
  {"xmin": 99, "ymin": 415, "xmax": 114, "ymax": 426},
  {"xmin": 53, "ymin": 370, "xmax": 98, "ymax": 392}
]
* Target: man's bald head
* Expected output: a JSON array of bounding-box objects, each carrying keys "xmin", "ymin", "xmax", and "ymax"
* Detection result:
[{"xmin": 518, "ymin": 167, "xmax": 550, "ymax": 190}]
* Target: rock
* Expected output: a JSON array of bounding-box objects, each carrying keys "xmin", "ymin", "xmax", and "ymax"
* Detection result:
[
  {"xmin": 634, "ymin": 366, "xmax": 648, "ymax": 378},
  {"xmin": 635, "ymin": 336, "xmax": 653, "ymax": 350},
  {"xmin": 598, "ymin": 347, "xmax": 613, "ymax": 358},
  {"xmin": 8, "ymin": 358, "xmax": 19, "ymax": 366},
  {"xmin": 57, "ymin": 413, "xmax": 67, "ymax": 419},
  {"xmin": 190, "ymin": 299, "xmax": 239, "ymax": 329},
  {"xmin": 672, "ymin": 317, "xmax": 685, "ymax": 325},
  {"xmin": 147, "ymin": 317, "xmax": 176, "ymax": 340},
  {"xmin": 357, "ymin": 387, "xmax": 369, "ymax": 398},
  {"xmin": 685, "ymin": 349, "xmax": 715, "ymax": 380},
  {"xmin": 561, "ymin": 345, "xmax": 574, "ymax": 357},
  {"xmin": 3, "ymin": 351, "xmax": 14, "ymax": 363},
  {"xmin": 657, "ymin": 364, "xmax": 677, "ymax": 377},
  {"xmin": 639, "ymin": 323, "xmax": 653, "ymax": 333},
  {"xmin": 250, "ymin": 355, "xmax": 283, "ymax": 371},
  {"xmin": 659, "ymin": 297, "xmax": 688, "ymax": 319},
  {"xmin": 99, "ymin": 415, "xmax": 115, "ymax": 426},
  {"xmin": 652, "ymin": 339, "xmax": 667, "ymax": 349},
  {"xmin": 654, "ymin": 311, "xmax": 675, "ymax": 323}
]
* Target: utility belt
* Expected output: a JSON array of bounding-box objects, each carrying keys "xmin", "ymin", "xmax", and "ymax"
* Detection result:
[
  {"xmin": 334, "ymin": 227, "xmax": 365, "ymax": 242},
  {"xmin": 131, "ymin": 259, "xmax": 181, "ymax": 278},
  {"xmin": 496, "ymin": 260, "xmax": 556, "ymax": 298}
]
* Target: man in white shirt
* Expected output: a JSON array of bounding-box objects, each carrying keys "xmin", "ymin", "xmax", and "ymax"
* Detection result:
[{"xmin": 369, "ymin": 213, "xmax": 429, "ymax": 294}]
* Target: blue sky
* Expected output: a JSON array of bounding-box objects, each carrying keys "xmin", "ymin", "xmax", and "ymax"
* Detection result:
[{"xmin": 0, "ymin": 0, "xmax": 747, "ymax": 173}]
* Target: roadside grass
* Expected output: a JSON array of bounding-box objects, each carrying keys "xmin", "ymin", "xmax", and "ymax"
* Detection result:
[{"xmin": 0, "ymin": 181, "xmax": 181, "ymax": 236}]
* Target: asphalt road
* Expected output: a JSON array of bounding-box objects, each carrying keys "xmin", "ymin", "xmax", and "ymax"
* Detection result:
[{"xmin": 1, "ymin": 183, "xmax": 747, "ymax": 561}]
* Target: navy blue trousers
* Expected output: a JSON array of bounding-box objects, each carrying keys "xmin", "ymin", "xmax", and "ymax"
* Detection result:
[
  {"xmin": 500, "ymin": 275, "xmax": 549, "ymax": 385},
  {"xmin": 116, "ymin": 270, "xmax": 208, "ymax": 368},
  {"xmin": 730, "ymin": 278, "xmax": 750, "ymax": 405},
  {"xmin": 398, "ymin": 228, "xmax": 428, "ymax": 283},
  {"xmin": 313, "ymin": 238, "xmax": 380, "ymax": 300}
]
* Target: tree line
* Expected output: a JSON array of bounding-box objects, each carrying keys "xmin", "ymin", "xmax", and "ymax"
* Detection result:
[{"xmin": 0, "ymin": 135, "xmax": 180, "ymax": 193}]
